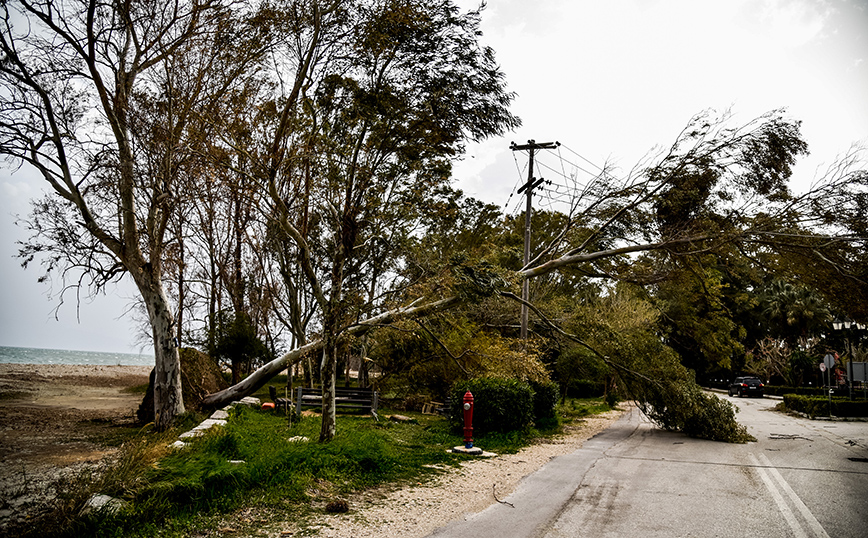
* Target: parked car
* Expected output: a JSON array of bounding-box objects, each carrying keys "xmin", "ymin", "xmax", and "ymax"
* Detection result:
[{"xmin": 728, "ymin": 376, "xmax": 764, "ymax": 397}]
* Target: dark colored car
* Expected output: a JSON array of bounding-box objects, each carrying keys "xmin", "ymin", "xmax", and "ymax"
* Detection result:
[{"xmin": 728, "ymin": 376, "xmax": 764, "ymax": 397}]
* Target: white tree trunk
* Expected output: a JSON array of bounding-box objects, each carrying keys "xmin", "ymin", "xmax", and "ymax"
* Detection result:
[
  {"xmin": 141, "ymin": 282, "xmax": 185, "ymax": 431},
  {"xmin": 319, "ymin": 342, "xmax": 337, "ymax": 442},
  {"xmin": 201, "ymin": 296, "xmax": 461, "ymax": 410}
]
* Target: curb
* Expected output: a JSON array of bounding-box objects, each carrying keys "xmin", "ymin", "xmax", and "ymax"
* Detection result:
[{"xmin": 171, "ymin": 396, "xmax": 261, "ymax": 449}]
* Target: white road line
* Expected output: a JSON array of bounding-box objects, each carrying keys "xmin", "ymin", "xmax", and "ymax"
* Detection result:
[
  {"xmin": 757, "ymin": 453, "xmax": 830, "ymax": 538},
  {"xmin": 750, "ymin": 453, "xmax": 808, "ymax": 538}
]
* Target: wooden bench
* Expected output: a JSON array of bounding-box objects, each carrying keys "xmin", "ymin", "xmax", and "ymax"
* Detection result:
[
  {"xmin": 422, "ymin": 397, "xmax": 452, "ymax": 416},
  {"xmin": 270, "ymin": 385, "xmax": 378, "ymax": 419},
  {"xmin": 268, "ymin": 385, "xmax": 293, "ymax": 411}
]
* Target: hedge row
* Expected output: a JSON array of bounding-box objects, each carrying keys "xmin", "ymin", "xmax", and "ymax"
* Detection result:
[
  {"xmin": 764, "ymin": 385, "xmax": 831, "ymax": 397},
  {"xmin": 766, "ymin": 385, "xmax": 868, "ymax": 397},
  {"xmin": 782, "ymin": 394, "xmax": 868, "ymax": 418},
  {"xmin": 450, "ymin": 378, "xmax": 559, "ymax": 434}
]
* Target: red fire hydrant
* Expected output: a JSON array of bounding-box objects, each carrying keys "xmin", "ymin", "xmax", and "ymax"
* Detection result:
[{"xmin": 463, "ymin": 391, "xmax": 474, "ymax": 448}]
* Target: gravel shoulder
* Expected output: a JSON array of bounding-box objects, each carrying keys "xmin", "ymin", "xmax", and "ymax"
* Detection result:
[{"xmin": 266, "ymin": 407, "xmax": 627, "ymax": 538}]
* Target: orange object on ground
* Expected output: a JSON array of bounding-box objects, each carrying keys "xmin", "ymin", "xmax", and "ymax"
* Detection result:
[{"xmin": 261, "ymin": 402, "xmax": 275, "ymax": 410}]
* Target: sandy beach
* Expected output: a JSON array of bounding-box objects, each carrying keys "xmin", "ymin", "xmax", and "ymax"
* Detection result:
[
  {"xmin": 0, "ymin": 362, "xmax": 151, "ymax": 463},
  {"xmin": 0, "ymin": 363, "xmax": 151, "ymax": 530},
  {"xmin": 0, "ymin": 362, "xmax": 152, "ymax": 381}
]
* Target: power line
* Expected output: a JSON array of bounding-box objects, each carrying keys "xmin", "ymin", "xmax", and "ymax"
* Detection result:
[
  {"xmin": 535, "ymin": 158, "xmax": 595, "ymax": 183},
  {"xmin": 504, "ymin": 150, "xmax": 528, "ymax": 210},
  {"xmin": 504, "ymin": 139, "xmax": 632, "ymax": 220},
  {"xmin": 558, "ymin": 143, "xmax": 608, "ymax": 173}
]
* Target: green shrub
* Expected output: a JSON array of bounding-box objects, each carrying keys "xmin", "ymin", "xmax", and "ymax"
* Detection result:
[
  {"xmin": 530, "ymin": 380, "xmax": 560, "ymax": 427},
  {"xmin": 450, "ymin": 378, "xmax": 534, "ymax": 434},
  {"xmin": 635, "ymin": 380, "xmax": 754, "ymax": 443},
  {"xmin": 565, "ymin": 379, "xmax": 606, "ymax": 398},
  {"xmin": 782, "ymin": 395, "xmax": 868, "ymax": 418},
  {"xmin": 680, "ymin": 390, "xmax": 753, "ymax": 442},
  {"xmin": 764, "ymin": 385, "xmax": 827, "ymax": 397}
]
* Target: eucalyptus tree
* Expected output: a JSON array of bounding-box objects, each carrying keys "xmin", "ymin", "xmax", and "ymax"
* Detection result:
[
  {"xmin": 0, "ymin": 0, "xmax": 269, "ymax": 430},
  {"xmin": 202, "ymin": 0, "xmax": 520, "ymax": 441},
  {"xmin": 278, "ymin": 0, "xmax": 520, "ymax": 442}
]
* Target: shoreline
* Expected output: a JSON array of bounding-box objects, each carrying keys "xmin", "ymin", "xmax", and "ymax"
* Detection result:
[{"xmin": 0, "ymin": 362, "xmax": 152, "ymax": 379}]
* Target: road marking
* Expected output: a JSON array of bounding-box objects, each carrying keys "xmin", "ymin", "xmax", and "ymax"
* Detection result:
[
  {"xmin": 750, "ymin": 453, "xmax": 829, "ymax": 538},
  {"xmin": 757, "ymin": 453, "xmax": 830, "ymax": 538},
  {"xmin": 750, "ymin": 453, "xmax": 807, "ymax": 538}
]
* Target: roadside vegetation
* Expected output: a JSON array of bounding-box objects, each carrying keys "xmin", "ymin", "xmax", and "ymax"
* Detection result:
[
  {"xmin": 779, "ymin": 395, "xmax": 868, "ymax": 419},
  {"xmin": 3, "ymin": 0, "xmax": 866, "ymax": 441},
  {"xmin": 19, "ymin": 396, "xmax": 613, "ymax": 538}
]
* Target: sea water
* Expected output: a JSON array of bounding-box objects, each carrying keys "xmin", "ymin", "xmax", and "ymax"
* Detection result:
[{"xmin": 0, "ymin": 346, "xmax": 153, "ymax": 366}]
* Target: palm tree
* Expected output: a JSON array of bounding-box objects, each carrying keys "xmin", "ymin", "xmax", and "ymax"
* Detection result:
[{"xmin": 760, "ymin": 279, "xmax": 831, "ymax": 346}]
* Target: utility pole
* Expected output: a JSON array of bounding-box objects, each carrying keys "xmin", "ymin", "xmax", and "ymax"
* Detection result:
[{"xmin": 510, "ymin": 139, "xmax": 558, "ymax": 340}]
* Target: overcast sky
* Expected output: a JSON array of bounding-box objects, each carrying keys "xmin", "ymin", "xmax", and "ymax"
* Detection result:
[{"xmin": 1, "ymin": 0, "xmax": 866, "ymax": 354}]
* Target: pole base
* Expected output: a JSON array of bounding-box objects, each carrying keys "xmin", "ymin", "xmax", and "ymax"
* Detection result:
[{"xmin": 451, "ymin": 445, "xmax": 483, "ymax": 455}]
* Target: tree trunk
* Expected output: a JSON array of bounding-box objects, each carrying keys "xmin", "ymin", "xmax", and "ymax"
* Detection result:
[
  {"xmin": 306, "ymin": 356, "xmax": 315, "ymax": 388},
  {"xmin": 176, "ymin": 214, "xmax": 186, "ymax": 350},
  {"xmin": 204, "ymin": 339, "xmax": 324, "ymax": 407},
  {"xmin": 358, "ymin": 336, "xmax": 370, "ymax": 389},
  {"xmin": 201, "ymin": 295, "xmax": 461, "ymax": 409},
  {"xmin": 140, "ymin": 280, "xmax": 185, "ymax": 431},
  {"xmin": 319, "ymin": 336, "xmax": 338, "ymax": 442},
  {"xmin": 344, "ymin": 345, "xmax": 352, "ymax": 388},
  {"xmin": 319, "ymin": 268, "xmax": 343, "ymax": 442}
]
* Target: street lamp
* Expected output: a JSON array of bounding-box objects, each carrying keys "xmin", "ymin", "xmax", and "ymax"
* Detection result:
[{"xmin": 834, "ymin": 319, "xmax": 867, "ymax": 331}]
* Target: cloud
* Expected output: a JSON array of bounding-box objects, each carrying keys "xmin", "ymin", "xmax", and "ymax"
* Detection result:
[
  {"xmin": 2, "ymin": 179, "xmax": 30, "ymax": 199},
  {"xmin": 751, "ymin": 0, "xmax": 832, "ymax": 48},
  {"xmin": 0, "ymin": 168, "xmax": 40, "ymax": 207}
]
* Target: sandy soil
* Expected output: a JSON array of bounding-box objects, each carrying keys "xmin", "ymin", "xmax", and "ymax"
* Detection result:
[{"xmin": 0, "ymin": 363, "xmax": 151, "ymax": 530}]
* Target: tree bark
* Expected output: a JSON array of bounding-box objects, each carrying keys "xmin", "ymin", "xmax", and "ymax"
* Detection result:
[
  {"xmin": 358, "ymin": 336, "xmax": 370, "ymax": 389},
  {"xmin": 319, "ymin": 336, "xmax": 338, "ymax": 442},
  {"xmin": 201, "ymin": 295, "xmax": 461, "ymax": 409},
  {"xmin": 138, "ymin": 276, "xmax": 185, "ymax": 430},
  {"xmin": 319, "ymin": 251, "xmax": 345, "ymax": 442}
]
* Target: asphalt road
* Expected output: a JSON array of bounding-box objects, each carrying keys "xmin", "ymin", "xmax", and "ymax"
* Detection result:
[{"xmin": 427, "ymin": 395, "xmax": 868, "ymax": 538}]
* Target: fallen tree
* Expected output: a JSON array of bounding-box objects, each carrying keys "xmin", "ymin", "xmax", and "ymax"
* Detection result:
[
  {"xmin": 203, "ymin": 109, "xmax": 866, "ymax": 444},
  {"xmin": 201, "ymin": 296, "xmax": 460, "ymax": 408}
]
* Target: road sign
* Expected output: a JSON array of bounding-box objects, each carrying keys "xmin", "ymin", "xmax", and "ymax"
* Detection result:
[
  {"xmin": 852, "ymin": 362, "xmax": 868, "ymax": 382},
  {"xmin": 820, "ymin": 362, "xmax": 826, "ymax": 373},
  {"xmin": 823, "ymin": 354, "xmax": 835, "ymax": 369}
]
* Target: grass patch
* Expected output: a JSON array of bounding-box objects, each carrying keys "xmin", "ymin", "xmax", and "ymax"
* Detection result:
[
  {"xmin": 559, "ymin": 397, "xmax": 612, "ymax": 420},
  {"xmin": 20, "ymin": 398, "xmax": 613, "ymax": 538},
  {"xmin": 121, "ymin": 383, "xmax": 150, "ymax": 395},
  {"xmin": 79, "ymin": 419, "xmax": 151, "ymax": 448}
]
